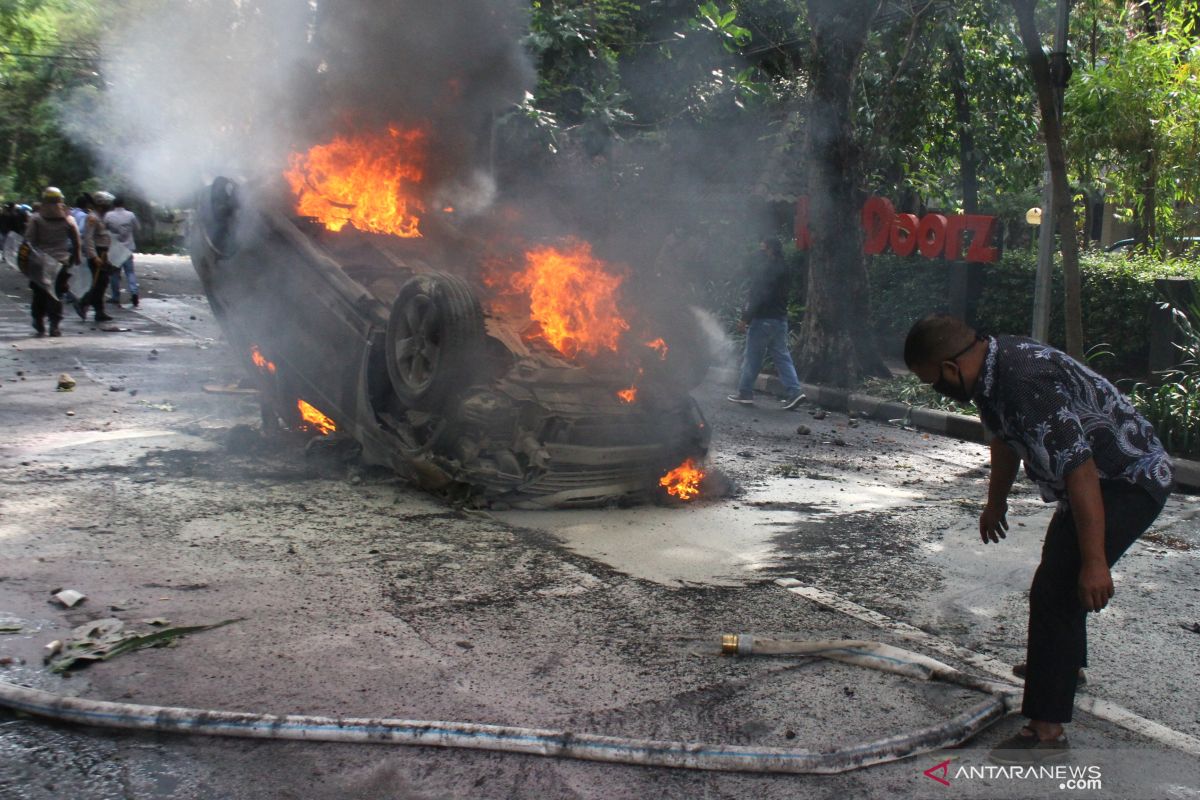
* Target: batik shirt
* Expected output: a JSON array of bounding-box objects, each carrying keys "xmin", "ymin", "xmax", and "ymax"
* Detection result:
[{"xmin": 974, "ymin": 336, "xmax": 1174, "ymax": 504}]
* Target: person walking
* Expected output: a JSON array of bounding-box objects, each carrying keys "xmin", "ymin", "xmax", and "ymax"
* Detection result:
[
  {"xmin": 104, "ymin": 196, "xmax": 141, "ymax": 307},
  {"xmin": 727, "ymin": 237, "xmax": 805, "ymax": 408},
  {"xmin": 76, "ymin": 191, "xmax": 115, "ymax": 323},
  {"xmin": 904, "ymin": 314, "xmax": 1173, "ymax": 765},
  {"xmin": 21, "ymin": 187, "xmax": 80, "ymax": 337}
]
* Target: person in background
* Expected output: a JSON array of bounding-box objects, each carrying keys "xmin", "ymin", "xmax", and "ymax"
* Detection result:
[
  {"xmin": 727, "ymin": 237, "xmax": 806, "ymax": 409},
  {"xmin": 76, "ymin": 191, "xmax": 114, "ymax": 323},
  {"xmin": 1, "ymin": 202, "xmax": 20, "ymax": 251},
  {"xmin": 70, "ymin": 193, "xmax": 91, "ymax": 236},
  {"xmin": 22, "ymin": 187, "xmax": 80, "ymax": 337},
  {"xmin": 104, "ymin": 196, "xmax": 141, "ymax": 307},
  {"xmin": 904, "ymin": 314, "xmax": 1173, "ymax": 765}
]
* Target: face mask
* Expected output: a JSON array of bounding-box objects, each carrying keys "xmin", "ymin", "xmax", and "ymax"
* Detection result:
[
  {"xmin": 930, "ymin": 336, "xmax": 982, "ymax": 403},
  {"xmin": 933, "ymin": 369, "xmax": 972, "ymax": 403}
]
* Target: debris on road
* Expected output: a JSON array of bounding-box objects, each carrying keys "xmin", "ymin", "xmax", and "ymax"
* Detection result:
[
  {"xmin": 56, "ymin": 373, "xmax": 76, "ymax": 392},
  {"xmin": 137, "ymin": 400, "xmax": 176, "ymax": 412},
  {"xmin": 45, "ymin": 617, "xmax": 242, "ymax": 673},
  {"xmin": 203, "ymin": 383, "xmax": 259, "ymax": 395},
  {"xmin": 0, "ymin": 624, "xmax": 22, "ymax": 634},
  {"xmin": 796, "ymin": 424, "xmax": 811, "ymax": 436},
  {"xmin": 52, "ymin": 589, "xmax": 86, "ymax": 608},
  {"xmin": 811, "ymin": 410, "xmax": 828, "ymax": 420},
  {"xmin": 1181, "ymin": 622, "xmax": 1200, "ymax": 635}
]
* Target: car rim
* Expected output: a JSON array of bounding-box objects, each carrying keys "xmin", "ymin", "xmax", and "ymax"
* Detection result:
[{"xmin": 393, "ymin": 292, "xmax": 441, "ymax": 390}]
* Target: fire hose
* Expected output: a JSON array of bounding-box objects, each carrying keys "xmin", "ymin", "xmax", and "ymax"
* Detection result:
[{"xmin": 0, "ymin": 636, "xmax": 1018, "ymax": 774}]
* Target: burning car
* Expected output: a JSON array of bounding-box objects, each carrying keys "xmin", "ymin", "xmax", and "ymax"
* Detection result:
[{"xmin": 189, "ymin": 128, "xmax": 711, "ymax": 508}]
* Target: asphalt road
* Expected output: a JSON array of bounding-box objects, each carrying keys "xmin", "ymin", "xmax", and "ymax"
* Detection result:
[{"xmin": 1, "ymin": 254, "xmax": 1198, "ymax": 800}]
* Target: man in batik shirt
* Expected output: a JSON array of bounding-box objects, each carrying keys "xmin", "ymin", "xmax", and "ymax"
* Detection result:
[{"xmin": 904, "ymin": 314, "xmax": 1173, "ymax": 764}]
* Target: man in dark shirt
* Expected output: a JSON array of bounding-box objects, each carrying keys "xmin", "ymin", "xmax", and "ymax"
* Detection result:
[
  {"xmin": 905, "ymin": 314, "xmax": 1173, "ymax": 764},
  {"xmin": 727, "ymin": 237, "xmax": 805, "ymax": 408}
]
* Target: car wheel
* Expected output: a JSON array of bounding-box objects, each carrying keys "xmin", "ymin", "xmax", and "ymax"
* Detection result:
[{"xmin": 386, "ymin": 272, "xmax": 484, "ymax": 410}]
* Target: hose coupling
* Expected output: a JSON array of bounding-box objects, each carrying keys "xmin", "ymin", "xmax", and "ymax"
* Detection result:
[{"xmin": 720, "ymin": 633, "xmax": 753, "ymax": 656}]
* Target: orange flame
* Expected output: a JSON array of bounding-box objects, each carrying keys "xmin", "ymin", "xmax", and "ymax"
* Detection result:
[
  {"xmin": 297, "ymin": 399, "xmax": 336, "ymax": 435},
  {"xmin": 645, "ymin": 338, "xmax": 669, "ymax": 360},
  {"xmin": 284, "ymin": 125, "xmax": 426, "ymax": 238},
  {"xmin": 504, "ymin": 240, "xmax": 629, "ymax": 359},
  {"xmin": 659, "ymin": 459, "xmax": 705, "ymax": 501},
  {"xmin": 251, "ymin": 345, "xmax": 276, "ymax": 375},
  {"xmin": 617, "ymin": 386, "xmax": 638, "ymax": 403}
]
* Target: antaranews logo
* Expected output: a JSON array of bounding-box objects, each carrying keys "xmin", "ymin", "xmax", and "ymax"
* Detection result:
[
  {"xmin": 922, "ymin": 759, "xmax": 1103, "ymax": 791},
  {"xmin": 924, "ymin": 759, "xmax": 952, "ymax": 787}
]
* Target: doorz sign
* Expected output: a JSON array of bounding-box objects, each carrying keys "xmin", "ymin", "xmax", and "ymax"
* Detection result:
[{"xmin": 794, "ymin": 196, "xmax": 1000, "ymax": 263}]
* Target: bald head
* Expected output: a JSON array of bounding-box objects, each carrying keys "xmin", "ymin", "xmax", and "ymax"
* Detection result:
[{"xmin": 904, "ymin": 314, "xmax": 978, "ymax": 370}]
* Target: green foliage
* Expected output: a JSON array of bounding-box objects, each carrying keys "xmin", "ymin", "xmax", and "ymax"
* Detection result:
[
  {"xmin": 868, "ymin": 250, "xmax": 1200, "ymax": 377},
  {"xmin": 856, "ymin": 1, "xmax": 1042, "ymax": 215},
  {"xmin": 1129, "ymin": 301, "xmax": 1200, "ymax": 458},
  {"xmin": 1068, "ymin": 2, "xmax": 1200, "ymax": 242},
  {"xmin": 0, "ymin": 0, "xmax": 104, "ymax": 200}
]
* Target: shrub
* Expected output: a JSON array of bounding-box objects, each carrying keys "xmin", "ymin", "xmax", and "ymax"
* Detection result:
[
  {"xmin": 868, "ymin": 249, "xmax": 1200, "ymax": 379},
  {"xmin": 1129, "ymin": 302, "xmax": 1200, "ymax": 459}
]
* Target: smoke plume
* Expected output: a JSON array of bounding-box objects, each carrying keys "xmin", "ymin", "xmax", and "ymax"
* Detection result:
[{"xmin": 75, "ymin": 0, "xmax": 532, "ymax": 205}]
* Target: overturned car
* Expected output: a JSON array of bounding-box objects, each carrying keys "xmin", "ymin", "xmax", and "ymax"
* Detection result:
[{"xmin": 189, "ymin": 168, "xmax": 712, "ymax": 509}]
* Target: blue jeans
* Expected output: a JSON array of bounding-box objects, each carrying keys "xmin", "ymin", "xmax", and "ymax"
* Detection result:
[
  {"xmin": 737, "ymin": 317, "xmax": 802, "ymax": 397},
  {"xmin": 108, "ymin": 256, "xmax": 138, "ymax": 300}
]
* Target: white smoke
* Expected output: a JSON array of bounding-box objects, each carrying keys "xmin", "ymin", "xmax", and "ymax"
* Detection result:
[{"xmin": 67, "ymin": 0, "xmax": 532, "ymax": 205}]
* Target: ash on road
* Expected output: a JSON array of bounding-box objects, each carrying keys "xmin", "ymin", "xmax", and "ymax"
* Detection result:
[{"xmin": 1, "ymin": 256, "xmax": 1198, "ymax": 800}]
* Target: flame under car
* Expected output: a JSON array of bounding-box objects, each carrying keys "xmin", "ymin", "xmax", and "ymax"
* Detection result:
[{"xmin": 189, "ymin": 178, "xmax": 711, "ymax": 508}]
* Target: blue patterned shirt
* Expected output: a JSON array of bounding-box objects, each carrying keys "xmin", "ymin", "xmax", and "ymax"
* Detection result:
[{"xmin": 974, "ymin": 336, "xmax": 1174, "ymax": 504}]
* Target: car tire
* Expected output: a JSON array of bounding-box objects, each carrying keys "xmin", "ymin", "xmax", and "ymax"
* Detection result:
[{"xmin": 386, "ymin": 272, "xmax": 484, "ymax": 410}]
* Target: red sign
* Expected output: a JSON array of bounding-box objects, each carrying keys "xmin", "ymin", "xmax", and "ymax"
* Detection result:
[{"xmin": 795, "ymin": 196, "xmax": 999, "ymax": 263}]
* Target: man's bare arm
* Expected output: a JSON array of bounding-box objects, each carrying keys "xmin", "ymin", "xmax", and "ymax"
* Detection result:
[{"xmin": 980, "ymin": 438, "xmax": 1019, "ymax": 543}]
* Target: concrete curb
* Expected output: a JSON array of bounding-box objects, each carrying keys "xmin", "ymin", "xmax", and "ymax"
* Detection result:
[{"xmin": 708, "ymin": 367, "xmax": 1200, "ymax": 491}]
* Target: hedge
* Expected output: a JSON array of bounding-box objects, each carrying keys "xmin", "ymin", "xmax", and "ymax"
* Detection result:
[{"xmin": 867, "ymin": 250, "xmax": 1200, "ymax": 378}]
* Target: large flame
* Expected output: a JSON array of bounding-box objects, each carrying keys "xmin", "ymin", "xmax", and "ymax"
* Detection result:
[
  {"xmin": 659, "ymin": 459, "xmax": 705, "ymax": 501},
  {"xmin": 284, "ymin": 126, "xmax": 426, "ymax": 238},
  {"xmin": 297, "ymin": 399, "xmax": 336, "ymax": 435},
  {"xmin": 506, "ymin": 240, "xmax": 629, "ymax": 359}
]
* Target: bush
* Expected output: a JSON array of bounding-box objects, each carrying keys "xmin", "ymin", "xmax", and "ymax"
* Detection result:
[
  {"xmin": 868, "ymin": 249, "xmax": 1200, "ymax": 378},
  {"xmin": 1129, "ymin": 303, "xmax": 1200, "ymax": 459}
]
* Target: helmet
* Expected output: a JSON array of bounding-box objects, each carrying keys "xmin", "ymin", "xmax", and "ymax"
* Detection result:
[
  {"xmin": 42, "ymin": 186, "xmax": 64, "ymax": 203},
  {"xmin": 93, "ymin": 190, "xmax": 115, "ymax": 205}
]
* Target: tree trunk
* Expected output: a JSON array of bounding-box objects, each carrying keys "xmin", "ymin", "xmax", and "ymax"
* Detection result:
[
  {"xmin": 796, "ymin": 0, "xmax": 889, "ymax": 386},
  {"xmin": 946, "ymin": 24, "xmax": 978, "ymax": 214},
  {"xmin": 1011, "ymin": 0, "xmax": 1084, "ymax": 359}
]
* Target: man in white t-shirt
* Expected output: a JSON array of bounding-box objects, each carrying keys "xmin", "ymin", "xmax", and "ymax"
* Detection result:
[{"xmin": 104, "ymin": 196, "xmax": 141, "ymax": 307}]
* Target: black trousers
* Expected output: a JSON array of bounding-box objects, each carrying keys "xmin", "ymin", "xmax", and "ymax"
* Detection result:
[
  {"xmin": 30, "ymin": 281, "xmax": 62, "ymax": 326},
  {"xmin": 1022, "ymin": 480, "xmax": 1166, "ymax": 722},
  {"xmin": 29, "ymin": 261, "xmax": 69, "ymax": 325},
  {"xmin": 79, "ymin": 252, "xmax": 109, "ymax": 318}
]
